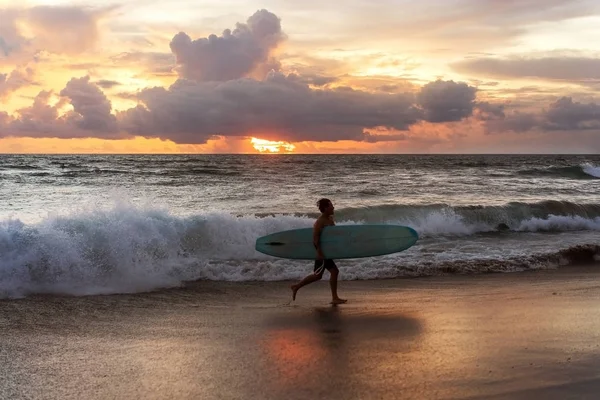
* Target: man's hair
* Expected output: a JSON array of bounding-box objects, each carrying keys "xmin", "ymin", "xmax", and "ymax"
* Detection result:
[{"xmin": 317, "ymin": 198, "xmax": 332, "ymax": 212}]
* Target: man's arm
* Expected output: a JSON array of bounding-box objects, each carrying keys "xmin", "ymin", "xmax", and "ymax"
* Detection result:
[{"xmin": 313, "ymin": 220, "xmax": 325, "ymax": 260}]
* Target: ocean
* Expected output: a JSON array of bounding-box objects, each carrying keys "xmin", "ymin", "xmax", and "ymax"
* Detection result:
[{"xmin": 1, "ymin": 154, "xmax": 600, "ymax": 299}]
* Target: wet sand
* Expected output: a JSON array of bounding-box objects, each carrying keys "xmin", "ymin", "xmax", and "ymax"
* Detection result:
[{"xmin": 2, "ymin": 266, "xmax": 600, "ymax": 399}]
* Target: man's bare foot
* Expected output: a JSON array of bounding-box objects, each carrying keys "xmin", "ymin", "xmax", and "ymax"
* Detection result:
[
  {"xmin": 291, "ymin": 285, "xmax": 299, "ymax": 301},
  {"xmin": 330, "ymin": 298, "xmax": 347, "ymax": 305}
]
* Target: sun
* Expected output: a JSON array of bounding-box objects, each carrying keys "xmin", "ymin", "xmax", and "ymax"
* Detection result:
[{"xmin": 251, "ymin": 137, "xmax": 296, "ymax": 153}]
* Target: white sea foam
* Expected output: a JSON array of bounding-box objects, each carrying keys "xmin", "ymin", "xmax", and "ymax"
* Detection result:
[
  {"xmin": 517, "ymin": 215, "xmax": 600, "ymax": 232},
  {"xmin": 2, "ymin": 203, "xmax": 600, "ymax": 298},
  {"xmin": 582, "ymin": 163, "xmax": 600, "ymax": 178}
]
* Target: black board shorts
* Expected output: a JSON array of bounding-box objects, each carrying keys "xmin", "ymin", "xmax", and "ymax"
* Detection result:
[{"xmin": 314, "ymin": 259, "xmax": 337, "ymax": 275}]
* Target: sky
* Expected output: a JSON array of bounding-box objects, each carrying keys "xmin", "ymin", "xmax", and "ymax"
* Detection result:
[{"xmin": 1, "ymin": 0, "xmax": 600, "ymax": 154}]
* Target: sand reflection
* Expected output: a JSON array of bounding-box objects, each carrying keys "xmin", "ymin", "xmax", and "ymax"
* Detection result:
[{"xmin": 261, "ymin": 306, "xmax": 422, "ymax": 398}]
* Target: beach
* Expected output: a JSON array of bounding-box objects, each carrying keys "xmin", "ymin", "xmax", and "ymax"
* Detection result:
[
  {"xmin": 2, "ymin": 0, "xmax": 600, "ymax": 397},
  {"xmin": 3, "ymin": 266, "xmax": 600, "ymax": 400}
]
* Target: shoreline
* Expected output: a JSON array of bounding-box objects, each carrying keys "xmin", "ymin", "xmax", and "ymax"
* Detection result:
[{"xmin": 3, "ymin": 265, "xmax": 600, "ymax": 399}]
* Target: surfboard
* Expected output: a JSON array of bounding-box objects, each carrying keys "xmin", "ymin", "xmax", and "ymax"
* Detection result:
[{"xmin": 255, "ymin": 224, "xmax": 419, "ymax": 260}]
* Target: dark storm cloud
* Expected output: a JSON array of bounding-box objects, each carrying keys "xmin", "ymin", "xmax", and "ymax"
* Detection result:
[
  {"xmin": 484, "ymin": 97, "xmax": 600, "ymax": 133},
  {"xmin": 9, "ymin": 71, "xmax": 597, "ymax": 142},
  {"xmin": 169, "ymin": 9, "xmax": 286, "ymax": 81},
  {"xmin": 417, "ymin": 80, "xmax": 477, "ymax": 122},
  {"xmin": 484, "ymin": 111, "xmax": 541, "ymax": 134},
  {"xmin": 117, "ymin": 72, "xmax": 425, "ymax": 144},
  {"xmin": 544, "ymin": 97, "xmax": 600, "ymax": 130},
  {"xmin": 473, "ymin": 102, "xmax": 506, "ymax": 121}
]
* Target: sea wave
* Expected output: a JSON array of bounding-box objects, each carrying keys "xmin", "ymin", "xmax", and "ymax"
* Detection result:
[
  {"xmin": 336, "ymin": 200, "xmax": 600, "ymax": 235},
  {"xmin": 380, "ymin": 244, "xmax": 600, "ymax": 278},
  {"xmin": 582, "ymin": 163, "xmax": 600, "ymax": 178},
  {"xmin": 1, "ymin": 203, "xmax": 600, "ymax": 298},
  {"xmin": 0, "ymin": 206, "xmax": 310, "ymax": 298},
  {"xmin": 517, "ymin": 163, "xmax": 600, "ymax": 179}
]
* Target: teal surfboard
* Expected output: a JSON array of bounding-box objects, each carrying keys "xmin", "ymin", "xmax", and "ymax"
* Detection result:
[{"xmin": 255, "ymin": 225, "xmax": 419, "ymax": 260}]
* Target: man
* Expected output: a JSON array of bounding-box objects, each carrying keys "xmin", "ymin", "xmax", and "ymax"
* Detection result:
[{"xmin": 291, "ymin": 198, "xmax": 347, "ymax": 304}]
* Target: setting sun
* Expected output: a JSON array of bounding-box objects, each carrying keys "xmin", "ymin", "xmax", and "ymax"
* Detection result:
[{"xmin": 251, "ymin": 138, "xmax": 296, "ymax": 153}]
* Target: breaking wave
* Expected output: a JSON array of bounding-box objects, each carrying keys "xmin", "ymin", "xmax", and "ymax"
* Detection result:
[
  {"xmin": 517, "ymin": 163, "xmax": 600, "ymax": 179},
  {"xmin": 335, "ymin": 200, "xmax": 600, "ymax": 235},
  {"xmin": 1, "ymin": 201, "xmax": 600, "ymax": 298}
]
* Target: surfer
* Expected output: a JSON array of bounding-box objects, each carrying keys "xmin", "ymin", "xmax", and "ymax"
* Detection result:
[{"xmin": 291, "ymin": 198, "xmax": 347, "ymax": 305}]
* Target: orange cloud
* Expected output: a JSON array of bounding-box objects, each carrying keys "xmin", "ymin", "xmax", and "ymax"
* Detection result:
[
  {"xmin": 2, "ymin": 4, "xmax": 600, "ymax": 154},
  {"xmin": 0, "ymin": 136, "xmax": 266, "ymax": 154}
]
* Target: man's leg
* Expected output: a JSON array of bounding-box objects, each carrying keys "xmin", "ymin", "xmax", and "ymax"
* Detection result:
[
  {"xmin": 291, "ymin": 271, "xmax": 323, "ymax": 301},
  {"xmin": 329, "ymin": 265, "xmax": 347, "ymax": 304}
]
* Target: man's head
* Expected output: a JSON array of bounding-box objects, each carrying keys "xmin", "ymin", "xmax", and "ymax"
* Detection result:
[{"xmin": 317, "ymin": 198, "xmax": 334, "ymax": 214}]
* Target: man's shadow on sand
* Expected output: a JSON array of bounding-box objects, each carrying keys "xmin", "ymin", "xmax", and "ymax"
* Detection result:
[
  {"xmin": 268, "ymin": 305, "xmax": 422, "ymax": 341},
  {"xmin": 260, "ymin": 306, "xmax": 423, "ymax": 399}
]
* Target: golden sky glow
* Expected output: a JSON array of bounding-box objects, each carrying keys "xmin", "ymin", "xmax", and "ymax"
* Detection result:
[
  {"xmin": 1, "ymin": 1, "xmax": 600, "ymax": 153},
  {"xmin": 251, "ymin": 138, "xmax": 296, "ymax": 153}
]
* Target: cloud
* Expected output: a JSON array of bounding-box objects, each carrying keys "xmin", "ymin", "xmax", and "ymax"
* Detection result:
[
  {"xmin": 377, "ymin": 84, "xmax": 406, "ymax": 93},
  {"xmin": 463, "ymin": 0, "xmax": 597, "ymax": 25},
  {"xmin": 484, "ymin": 96, "xmax": 600, "ymax": 133},
  {"xmin": 59, "ymin": 76, "xmax": 118, "ymax": 133},
  {"xmin": 485, "ymin": 111, "xmax": 541, "ymax": 134},
  {"xmin": 363, "ymin": 130, "xmax": 408, "ymax": 143},
  {"xmin": 60, "ymin": 51, "xmax": 176, "ymax": 77},
  {"xmin": 282, "ymin": 0, "xmax": 600, "ymax": 55},
  {"xmin": 0, "ymin": 67, "xmax": 35, "ymax": 98},
  {"xmin": 280, "ymin": 52, "xmax": 349, "ymax": 78},
  {"xmin": 0, "ymin": 8, "xmax": 27, "ymax": 61},
  {"xmin": 336, "ymin": 76, "xmax": 420, "ymax": 95},
  {"xmin": 2, "ymin": 91, "xmax": 68, "ymax": 138},
  {"xmin": 25, "ymin": 6, "xmax": 110, "ymax": 54},
  {"xmin": 1, "ymin": 7, "xmax": 486, "ymax": 144},
  {"xmin": 63, "ymin": 62, "xmax": 105, "ymax": 71},
  {"xmin": 0, "ymin": 111, "xmax": 11, "ymax": 126},
  {"xmin": 417, "ymin": 80, "xmax": 477, "ymax": 122},
  {"xmin": 95, "ymin": 80, "xmax": 121, "ymax": 89},
  {"xmin": 473, "ymin": 102, "xmax": 506, "ymax": 121},
  {"xmin": 0, "ymin": 5, "xmax": 114, "ymax": 62},
  {"xmin": 544, "ymin": 97, "xmax": 600, "ymax": 130},
  {"xmin": 2, "ymin": 68, "xmax": 480, "ymax": 144},
  {"xmin": 452, "ymin": 56, "xmax": 600, "ymax": 86},
  {"xmin": 111, "ymin": 51, "xmax": 175, "ymax": 75},
  {"xmin": 286, "ymin": 73, "xmax": 338, "ymax": 87},
  {"xmin": 0, "ymin": 37, "xmax": 10, "ymax": 57},
  {"xmin": 118, "ymin": 72, "xmax": 425, "ymax": 144},
  {"xmin": 169, "ymin": 9, "xmax": 286, "ymax": 81},
  {"xmin": 1, "ymin": 76, "xmax": 122, "ymax": 139},
  {"xmin": 9, "ymin": 90, "xmax": 66, "ymax": 131}
]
